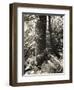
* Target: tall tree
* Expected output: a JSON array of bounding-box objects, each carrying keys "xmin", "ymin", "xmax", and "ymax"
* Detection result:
[
  {"xmin": 35, "ymin": 16, "xmax": 46, "ymax": 55},
  {"xmin": 48, "ymin": 16, "xmax": 63, "ymax": 58}
]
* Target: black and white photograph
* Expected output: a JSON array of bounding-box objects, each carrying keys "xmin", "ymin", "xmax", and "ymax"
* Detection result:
[
  {"xmin": 10, "ymin": 3, "xmax": 72, "ymax": 86},
  {"xmin": 23, "ymin": 14, "xmax": 63, "ymax": 75}
]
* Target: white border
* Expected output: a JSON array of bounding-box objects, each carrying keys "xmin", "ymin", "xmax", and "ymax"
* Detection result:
[{"xmin": 17, "ymin": 7, "xmax": 70, "ymax": 82}]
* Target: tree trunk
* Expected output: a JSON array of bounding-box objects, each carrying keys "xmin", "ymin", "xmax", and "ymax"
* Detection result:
[
  {"xmin": 48, "ymin": 16, "xmax": 60, "ymax": 58},
  {"xmin": 35, "ymin": 16, "xmax": 46, "ymax": 55}
]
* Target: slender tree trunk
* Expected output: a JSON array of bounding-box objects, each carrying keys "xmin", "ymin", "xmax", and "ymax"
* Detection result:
[
  {"xmin": 48, "ymin": 16, "xmax": 53, "ymax": 44},
  {"xmin": 48, "ymin": 16, "xmax": 60, "ymax": 58}
]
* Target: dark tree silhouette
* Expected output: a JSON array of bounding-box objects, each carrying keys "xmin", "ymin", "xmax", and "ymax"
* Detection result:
[
  {"xmin": 35, "ymin": 16, "xmax": 47, "ymax": 67},
  {"xmin": 35, "ymin": 16, "xmax": 46, "ymax": 55}
]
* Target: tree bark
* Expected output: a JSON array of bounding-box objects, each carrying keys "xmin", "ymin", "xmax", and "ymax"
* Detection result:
[
  {"xmin": 35, "ymin": 16, "xmax": 46, "ymax": 55},
  {"xmin": 48, "ymin": 16, "xmax": 60, "ymax": 58}
]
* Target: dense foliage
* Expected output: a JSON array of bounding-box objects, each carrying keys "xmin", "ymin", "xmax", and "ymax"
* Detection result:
[{"xmin": 23, "ymin": 14, "xmax": 63, "ymax": 75}]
